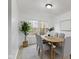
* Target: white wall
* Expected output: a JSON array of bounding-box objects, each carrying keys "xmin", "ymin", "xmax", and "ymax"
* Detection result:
[
  {"xmin": 9, "ymin": 0, "xmax": 19, "ymax": 59},
  {"xmin": 17, "ymin": 11, "xmax": 56, "ymax": 46},
  {"xmin": 18, "ymin": 9, "xmax": 56, "ymax": 27},
  {"xmin": 53, "ymin": 11, "xmax": 71, "ymax": 37},
  {"xmin": 10, "ymin": 0, "xmax": 71, "ymax": 58},
  {"xmin": 8, "ymin": 0, "xmax": 11, "ymax": 56}
]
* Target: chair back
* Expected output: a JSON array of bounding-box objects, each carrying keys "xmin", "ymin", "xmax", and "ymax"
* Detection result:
[
  {"xmin": 55, "ymin": 36, "xmax": 71, "ymax": 59},
  {"xmin": 53, "ymin": 33, "xmax": 58, "ymax": 37},
  {"xmin": 63, "ymin": 37, "xmax": 71, "ymax": 57},
  {"xmin": 40, "ymin": 32, "xmax": 45, "ymax": 35},
  {"xmin": 58, "ymin": 33, "xmax": 65, "ymax": 38},
  {"xmin": 35, "ymin": 34, "xmax": 43, "ymax": 49}
]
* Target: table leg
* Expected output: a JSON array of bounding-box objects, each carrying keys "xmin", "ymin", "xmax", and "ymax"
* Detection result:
[
  {"xmin": 50, "ymin": 43, "xmax": 53, "ymax": 59},
  {"xmin": 53, "ymin": 48, "xmax": 56, "ymax": 59}
]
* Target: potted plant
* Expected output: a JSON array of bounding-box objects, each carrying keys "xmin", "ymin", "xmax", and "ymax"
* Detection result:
[{"xmin": 19, "ymin": 21, "xmax": 31, "ymax": 47}]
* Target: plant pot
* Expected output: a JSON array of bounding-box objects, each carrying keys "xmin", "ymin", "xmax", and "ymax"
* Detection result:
[{"xmin": 23, "ymin": 40, "xmax": 28, "ymax": 48}]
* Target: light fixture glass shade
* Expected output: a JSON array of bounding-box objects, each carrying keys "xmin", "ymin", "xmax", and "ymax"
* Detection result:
[{"xmin": 45, "ymin": 4, "xmax": 52, "ymax": 9}]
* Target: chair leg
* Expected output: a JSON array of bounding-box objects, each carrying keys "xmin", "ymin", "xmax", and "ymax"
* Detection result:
[
  {"xmin": 38, "ymin": 48, "xmax": 40, "ymax": 55},
  {"xmin": 50, "ymin": 46, "xmax": 53, "ymax": 59},
  {"xmin": 61, "ymin": 55, "xmax": 65, "ymax": 59},
  {"xmin": 38, "ymin": 48, "xmax": 43, "ymax": 59},
  {"xmin": 36, "ymin": 44, "xmax": 38, "ymax": 50},
  {"xmin": 61, "ymin": 55, "xmax": 71, "ymax": 59},
  {"xmin": 62, "ymin": 56, "xmax": 64, "ymax": 59},
  {"xmin": 70, "ymin": 54, "xmax": 71, "ymax": 59},
  {"xmin": 40, "ymin": 50, "xmax": 43, "ymax": 59},
  {"xmin": 53, "ymin": 48, "xmax": 56, "ymax": 59}
]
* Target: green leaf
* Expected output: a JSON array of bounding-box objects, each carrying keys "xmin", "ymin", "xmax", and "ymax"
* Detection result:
[{"xmin": 19, "ymin": 21, "xmax": 32, "ymax": 35}]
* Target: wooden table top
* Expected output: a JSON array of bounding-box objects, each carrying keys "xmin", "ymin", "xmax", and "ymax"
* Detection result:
[{"xmin": 41, "ymin": 35, "xmax": 64, "ymax": 43}]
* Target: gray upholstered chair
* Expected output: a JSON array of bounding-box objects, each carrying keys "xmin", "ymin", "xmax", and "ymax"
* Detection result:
[
  {"xmin": 55, "ymin": 33, "xmax": 65, "ymax": 47},
  {"xmin": 35, "ymin": 34, "xmax": 39, "ymax": 50},
  {"xmin": 58, "ymin": 33, "xmax": 65, "ymax": 38},
  {"xmin": 35, "ymin": 34, "xmax": 50, "ymax": 59},
  {"xmin": 55, "ymin": 37, "xmax": 71, "ymax": 59},
  {"xmin": 40, "ymin": 32, "xmax": 45, "ymax": 35},
  {"xmin": 53, "ymin": 33, "xmax": 58, "ymax": 37}
]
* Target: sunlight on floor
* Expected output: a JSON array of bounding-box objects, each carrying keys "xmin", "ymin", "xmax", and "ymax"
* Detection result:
[{"xmin": 16, "ymin": 44, "xmax": 69, "ymax": 59}]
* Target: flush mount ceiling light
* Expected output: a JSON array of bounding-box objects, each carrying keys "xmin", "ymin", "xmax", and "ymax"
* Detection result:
[{"xmin": 45, "ymin": 4, "xmax": 53, "ymax": 9}]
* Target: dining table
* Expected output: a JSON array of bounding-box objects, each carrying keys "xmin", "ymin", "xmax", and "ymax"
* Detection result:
[{"xmin": 41, "ymin": 35, "xmax": 64, "ymax": 59}]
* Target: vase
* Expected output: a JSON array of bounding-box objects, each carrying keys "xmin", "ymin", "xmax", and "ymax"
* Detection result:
[{"xmin": 23, "ymin": 40, "xmax": 28, "ymax": 48}]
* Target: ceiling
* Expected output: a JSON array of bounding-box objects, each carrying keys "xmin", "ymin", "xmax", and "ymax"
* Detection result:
[{"xmin": 16, "ymin": 0, "xmax": 71, "ymax": 19}]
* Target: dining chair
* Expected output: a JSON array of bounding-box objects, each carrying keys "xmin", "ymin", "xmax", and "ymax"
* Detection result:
[
  {"xmin": 56, "ymin": 33, "xmax": 65, "ymax": 47},
  {"xmin": 58, "ymin": 33, "xmax": 65, "ymax": 38},
  {"xmin": 52, "ymin": 33, "xmax": 58, "ymax": 46},
  {"xmin": 55, "ymin": 37, "xmax": 71, "ymax": 59},
  {"xmin": 53, "ymin": 33, "xmax": 65, "ymax": 49},
  {"xmin": 53, "ymin": 33, "xmax": 58, "ymax": 37},
  {"xmin": 40, "ymin": 32, "xmax": 45, "ymax": 35},
  {"xmin": 35, "ymin": 34, "xmax": 50, "ymax": 59},
  {"xmin": 35, "ymin": 34, "xmax": 39, "ymax": 50}
]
